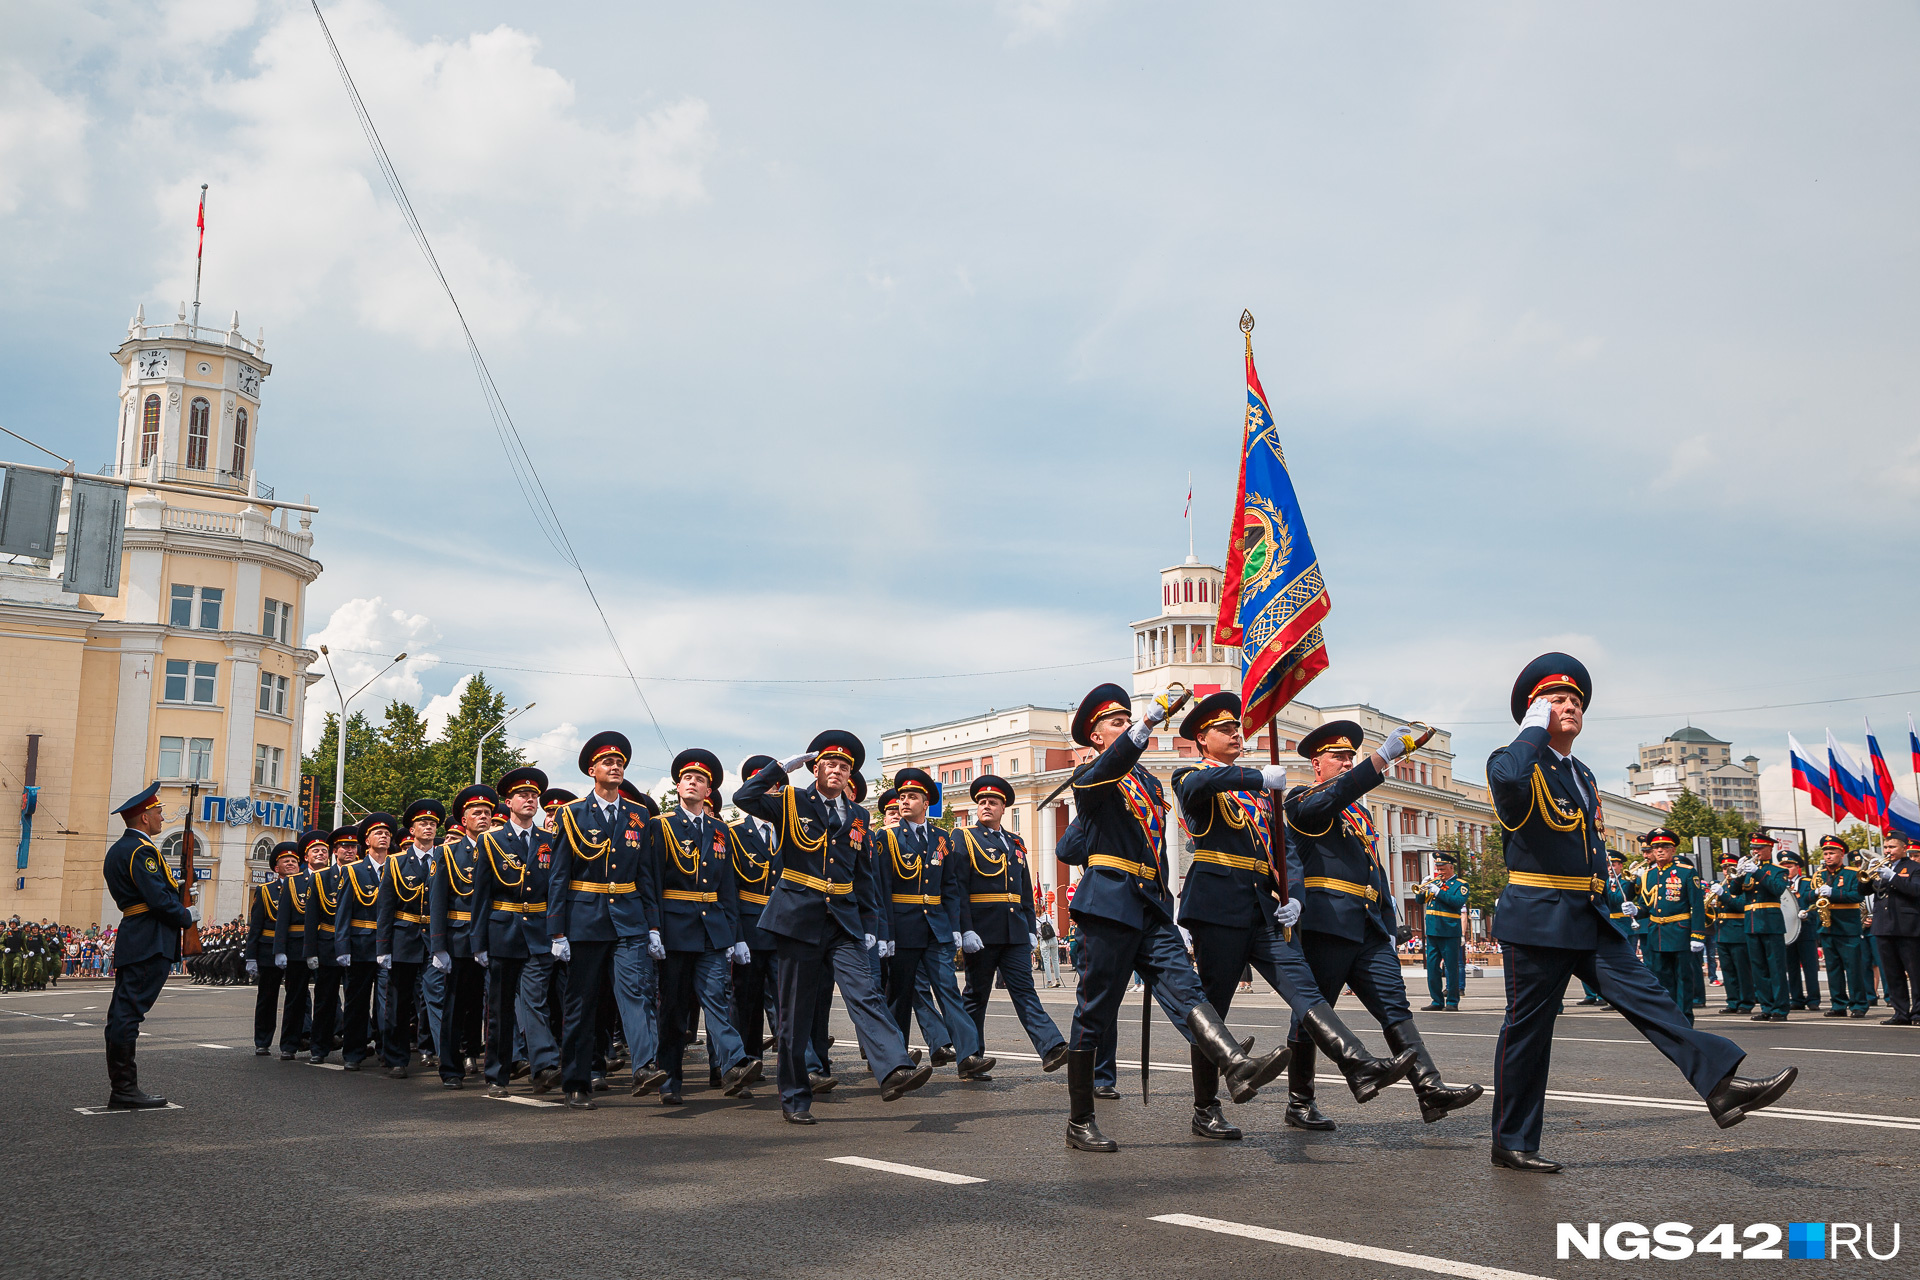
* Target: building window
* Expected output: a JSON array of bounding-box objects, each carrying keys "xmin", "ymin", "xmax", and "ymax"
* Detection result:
[
  {"xmin": 258, "ymin": 671, "xmax": 288, "ymax": 716},
  {"xmin": 232, "ymin": 408, "xmax": 248, "ymax": 475},
  {"xmin": 252, "ymin": 836, "xmax": 274, "ymax": 864},
  {"xmin": 188, "ymin": 736, "xmax": 214, "ymax": 779},
  {"xmin": 1009, "ymin": 757, "xmax": 1022, "ymax": 774},
  {"xmin": 1011, "ymin": 807, "xmax": 1021, "ymax": 832},
  {"xmin": 170, "ymin": 584, "xmax": 193, "ymax": 627},
  {"xmin": 164, "ymin": 659, "xmax": 219, "ymax": 704},
  {"xmin": 1199, "ymin": 579, "xmax": 1209, "ymax": 603},
  {"xmin": 186, "ymin": 398, "xmax": 211, "ymax": 469},
  {"xmin": 254, "ymin": 744, "xmax": 284, "ymax": 788},
  {"xmin": 169, "ymin": 584, "xmax": 224, "ymax": 630},
  {"xmin": 159, "ymin": 830, "xmax": 202, "ymax": 867},
  {"xmin": 141, "ymin": 394, "xmax": 160, "ymax": 464},
  {"xmin": 158, "ymin": 736, "xmax": 184, "ymax": 778},
  {"xmin": 262, "ymin": 598, "xmax": 291, "ymax": 643},
  {"xmin": 160, "ymin": 735, "xmax": 216, "ymax": 779},
  {"xmin": 199, "ymin": 586, "xmax": 223, "ymax": 630},
  {"xmin": 1183, "ymin": 579, "xmax": 1194, "ymax": 602}
]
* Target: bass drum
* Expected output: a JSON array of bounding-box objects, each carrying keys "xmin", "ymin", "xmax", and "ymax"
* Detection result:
[{"xmin": 1780, "ymin": 888, "xmax": 1802, "ymax": 944}]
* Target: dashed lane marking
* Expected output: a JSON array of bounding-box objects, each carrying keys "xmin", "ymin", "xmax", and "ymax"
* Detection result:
[
  {"xmin": 306, "ymin": 1061, "xmax": 345, "ymax": 1071},
  {"xmin": 74, "ymin": 1103, "xmax": 185, "ymax": 1116},
  {"xmin": 197, "ymin": 1044, "xmax": 231, "ymax": 1049},
  {"xmin": 1152, "ymin": 1214, "xmax": 1554, "ymax": 1280},
  {"xmin": 827, "ymin": 1156, "xmax": 986, "ymax": 1185},
  {"xmin": 489, "ymin": 1094, "xmax": 564, "ymax": 1108},
  {"xmin": 1772, "ymin": 1045, "xmax": 1920, "ymax": 1058}
]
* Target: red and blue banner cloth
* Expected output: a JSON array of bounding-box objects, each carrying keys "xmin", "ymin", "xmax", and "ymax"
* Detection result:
[
  {"xmin": 1867, "ymin": 717, "xmax": 1897, "ymax": 816},
  {"xmin": 1214, "ymin": 337, "xmax": 1329, "ymax": 731},
  {"xmin": 1828, "ymin": 731, "xmax": 1876, "ymax": 826},
  {"xmin": 1789, "ymin": 734, "xmax": 1835, "ymax": 820}
]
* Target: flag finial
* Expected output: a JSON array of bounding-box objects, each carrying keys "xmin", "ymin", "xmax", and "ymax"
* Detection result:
[{"xmin": 1240, "ymin": 309, "xmax": 1254, "ymax": 358}]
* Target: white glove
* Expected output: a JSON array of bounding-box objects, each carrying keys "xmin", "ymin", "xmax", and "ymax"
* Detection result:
[
  {"xmin": 274, "ymin": 954, "xmax": 287, "ymax": 969},
  {"xmin": 245, "ymin": 959, "xmax": 258, "ymax": 976},
  {"xmin": 1620, "ymin": 900, "xmax": 1638, "ymax": 917},
  {"xmin": 1029, "ymin": 933, "xmax": 1038, "ymax": 949},
  {"xmin": 1276, "ymin": 898, "xmax": 1303, "ymax": 927},
  {"xmin": 881, "ymin": 939, "xmax": 896, "ymax": 958},
  {"xmin": 864, "ymin": 933, "xmax": 877, "ymax": 950},
  {"xmin": 376, "ymin": 954, "xmax": 391, "ymax": 969},
  {"xmin": 730, "ymin": 941, "xmax": 750, "ymax": 964},
  {"xmin": 1520, "ymin": 697, "xmax": 1553, "ymax": 733},
  {"xmin": 779, "ymin": 751, "xmax": 818, "ymax": 773},
  {"xmin": 1737, "ymin": 857, "xmax": 1758, "ymax": 877},
  {"xmin": 1177, "ymin": 926, "xmax": 1193, "ymax": 950},
  {"xmin": 1878, "ymin": 867, "xmax": 1897, "ymax": 886},
  {"xmin": 431, "ymin": 951, "xmax": 451, "ymax": 972},
  {"xmin": 1142, "ymin": 698, "xmax": 1170, "ymax": 729},
  {"xmin": 336, "ymin": 955, "xmax": 351, "ymax": 968},
  {"xmin": 551, "ymin": 938, "xmax": 571, "ymax": 962},
  {"xmin": 188, "ymin": 904, "xmax": 203, "ymax": 924},
  {"xmin": 1691, "ymin": 940, "xmax": 1705, "ymax": 953},
  {"xmin": 1797, "ymin": 909, "xmax": 1809, "ymax": 920},
  {"xmin": 1379, "ymin": 727, "xmax": 1418, "ymax": 763},
  {"xmin": 961, "ymin": 931, "xmax": 985, "ymax": 954},
  {"xmin": 474, "ymin": 950, "xmax": 489, "ymax": 967},
  {"xmin": 952, "ymin": 932, "xmax": 963, "ymax": 948},
  {"xmin": 647, "ymin": 930, "xmax": 666, "ymax": 960},
  {"xmin": 1259, "ymin": 764, "xmax": 1289, "ymax": 790},
  {"xmin": 307, "ymin": 955, "xmax": 320, "ymax": 971}
]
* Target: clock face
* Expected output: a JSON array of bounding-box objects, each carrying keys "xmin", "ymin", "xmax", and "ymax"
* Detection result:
[
  {"xmin": 137, "ymin": 349, "xmax": 167, "ymax": 378},
  {"xmin": 237, "ymin": 364, "xmax": 261, "ymax": 398}
]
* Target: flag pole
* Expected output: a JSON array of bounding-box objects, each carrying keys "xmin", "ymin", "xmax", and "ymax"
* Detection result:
[
  {"xmin": 192, "ymin": 184, "xmax": 207, "ymax": 332},
  {"xmin": 1187, "ymin": 470, "xmax": 1194, "ymax": 561}
]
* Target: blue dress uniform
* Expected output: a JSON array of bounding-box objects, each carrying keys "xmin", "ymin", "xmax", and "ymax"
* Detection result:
[
  {"xmin": 472, "ymin": 767, "xmax": 559, "ymax": 1091},
  {"xmin": 1812, "ymin": 838, "xmax": 1869, "ymax": 1016},
  {"xmin": 736, "ymin": 730, "xmax": 929, "ymax": 1122},
  {"xmin": 270, "ymin": 830, "xmax": 328, "ymax": 1057},
  {"xmin": 376, "ymin": 802, "xmax": 440, "ymax": 1074},
  {"xmin": 1577, "ymin": 859, "xmax": 1630, "ymax": 1006},
  {"xmin": 247, "ymin": 844, "xmax": 297, "ymax": 1052},
  {"xmin": 1630, "ymin": 830, "xmax": 1707, "ymax": 1027},
  {"xmin": 1782, "ymin": 855, "xmax": 1823, "ymax": 1010},
  {"xmin": 302, "ymin": 827, "xmax": 357, "ymax": 1063},
  {"xmin": 1486, "ymin": 654, "xmax": 1792, "ymax": 1172},
  {"xmin": 547, "ymin": 733, "xmax": 665, "ymax": 1105},
  {"xmin": 1872, "ymin": 844, "xmax": 1920, "ymax": 1023},
  {"xmin": 332, "ymin": 836, "xmax": 387, "ymax": 1068},
  {"xmin": 1420, "ymin": 861, "xmax": 1469, "ymax": 1010},
  {"xmin": 950, "ymin": 776, "xmax": 1061, "ymax": 1072},
  {"xmin": 727, "ymin": 758, "xmax": 781, "ymax": 1060},
  {"xmin": 1732, "ymin": 833, "xmax": 1791, "ymax": 1020},
  {"xmin": 102, "ymin": 784, "xmax": 196, "ymax": 1108},
  {"xmin": 430, "ymin": 785, "xmax": 495, "ymax": 1086}
]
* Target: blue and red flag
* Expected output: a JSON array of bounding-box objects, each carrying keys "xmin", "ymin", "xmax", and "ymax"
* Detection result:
[
  {"xmin": 1867, "ymin": 716, "xmax": 1896, "ymax": 819},
  {"xmin": 1827, "ymin": 731, "xmax": 1873, "ymax": 824},
  {"xmin": 1910, "ymin": 714, "xmax": 1918, "ymax": 777},
  {"xmin": 1215, "ymin": 324, "xmax": 1330, "ymax": 730},
  {"xmin": 1788, "ymin": 734, "xmax": 1835, "ymax": 820}
]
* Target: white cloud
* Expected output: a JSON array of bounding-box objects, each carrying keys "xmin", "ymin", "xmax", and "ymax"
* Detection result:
[
  {"xmin": 302, "ymin": 596, "xmax": 442, "ymax": 749},
  {"xmin": 0, "ymin": 63, "xmax": 89, "ymax": 214},
  {"xmin": 998, "ymin": 0, "xmax": 1094, "ymax": 44}
]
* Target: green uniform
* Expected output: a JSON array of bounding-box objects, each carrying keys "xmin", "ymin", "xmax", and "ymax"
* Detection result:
[
  {"xmin": 1420, "ymin": 875, "xmax": 1469, "ymax": 1009},
  {"xmin": 1785, "ymin": 876, "xmax": 1822, "ymax": 1008},
  {"xmin": 1710, "ymin": 878, "xmax": 1752, "ymax": 1012},
  {"xmin": 1632, "ymin": 861, "xmax": 1706, "ymax": 1024},
  {"xmin": 1815, "ymin": 866, "xmax": 1869, "ymax": 1015},
  {"xmin": 1734, "ymin": 860, "xmax": 1791, "ymax": 1017}
]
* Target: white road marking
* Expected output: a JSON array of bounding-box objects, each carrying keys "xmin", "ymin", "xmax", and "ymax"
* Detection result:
[
  {"xmin": 197, "ymin": 1043, "xmax": 231, "ymax": 1049},
  {"xmin": 0, "ymin": 1008, "xmax": 90, "ymax": 1027},
  {"xmin": 306, "ymin": 1061, "xmax": 345, "ymax": 1071},
  {"xmin": 1540, "ymin": 1087, "xmax": 1920, "ymax": 1131},
  {"xmin": 74, "ymin": 1103, "xmax": 185, "ymax": 1116},
  {"xmin": 827, "ymin": 1156, "xmax": 986, "ymax": 1185},
  {"xmin": 1152, "ymin": 1214, "xmax": 1554, "ymax": 1280},
  {"xmin": 490, "ymin": 1094, "xmax": 563, "ymax": 1108},
  {"xmin": 1773, "ymin": 1045, "xmax": 1920, "ymax": 1059}
]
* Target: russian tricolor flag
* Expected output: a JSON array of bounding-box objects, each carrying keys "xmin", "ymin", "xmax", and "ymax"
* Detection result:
[
  {"xmin": 1827, "ymin": 731, "xmax": 1875, "ymax": 825},
  {"xmin": 1867, "ymin": 717, "xmax": 1897, "ymax": 819},
  {"xmin": 1789, "ymin": 734, "xmax": 1835, "ymax": 820}
]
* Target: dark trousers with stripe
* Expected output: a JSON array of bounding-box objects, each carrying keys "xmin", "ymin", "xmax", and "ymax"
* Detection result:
[
  {"xmin": 105, "ymin": 956, "xmax": 170, "ymax": 1045},
  {"xmin": 1286, "ymin": 928, "xmax": 1413, "ymax": 1038},
  {"xmin": 252, "ymin": 958, "xmax": 284, "ymax": 1048},
  {"xmin": 437, "ymin": 957, "xmax": 485, "ymax": 1081},
  {"xmin": 340, "ymin": 961, "xmax": 379, "ymax": 1063},
  {"xmin": 383, "ymin": 961, "xmax": 422, "ymax": 1066},
  {"xmin": 1822, "ymin": 935, "xmax": 1869, "ymax": 1014},
  {"xmin": 1717, "ymin": 936, "xmax": 1752, "ymax": 1010},
  {"xmin": 310, "ymin": 964, "xmax": 343, "ymax": 1058},
  {"xmin": 1493, "ymin": 934, "xmax": 1745, "ymax": 1154},
  {"xmin": 1882, "ymin": 934, "xmax": 1920, "ymax": 1021},
  {"xmin": 775, "ymin": 925, "xmax": 911, "ymax": 1112},
  {"xmin": 1788, "ymin": 932, "xmax": 1822, "ymax": 1008},
  {"xmin": 963, "ymin": 943, "xmax": 1061, "ymax": 1056},
  {"xmin": 1744, "ymin": 934, "xmax": 1789, "ymax": 1016},
  {"xmin": 1190, "ymin": 920, "xmax": 1327, "ymax": 1022},
  {"xmin": 1069, "ymin": 913, "xmax": 1206, "ymax": 1054},
  {"xmin": 484, "ymin": 956, "xmax": 525, "ymax": 1085},
  {"xmin": 732, "ymin": 949, "xmax": 775, "ymax": 1058},
  {"xmin": 561, "ymin": 941, "xmax": 615, "ymax": 1091},
  {"xmin": 1644, "ymin": 948, "xmax": 1692, "ymax": 1026},
  {"xmin": 279, "ymin": 965, "xmax": 310, "ymax": 1051}
]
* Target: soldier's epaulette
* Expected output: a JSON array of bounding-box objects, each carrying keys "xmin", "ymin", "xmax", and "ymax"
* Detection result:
[
  {"xmin": 1285, "ymin": 781, "xmax": 1324, "ymax": 801},
  {"xmin": 1171, "ymin": 766, "xmax": 1197, "ymax": 786}
]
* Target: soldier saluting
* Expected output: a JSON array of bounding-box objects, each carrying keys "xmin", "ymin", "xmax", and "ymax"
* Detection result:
[{"xmin": 102, "ymin": 783, "xmax": 197, "ymax": 1108}]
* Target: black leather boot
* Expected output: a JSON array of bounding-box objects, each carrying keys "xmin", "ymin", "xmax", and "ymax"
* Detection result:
[
  {"xmin": 1186, "ymin": 1001, "xmax": 1288, "ymax": 1103},
  {"xmin": 1383, "ymin": 1021, "xmax": 1484, "ymax": 1123},
  {"xmin": 1283, "ymin": 1038, "xmax": 1334, "ymax": 1130},
  {"xmin": 107, "ymin": 1040, "xmax": 166, "ymax": 1109},
  {"xmin": 1705, "ymin": 1065, "xmax": 1797, "ymax": 1129},
  {"xmin": 1065, "ymin": 1049, "xmax": 1116, "ymax": 1152},
  {"xmin": 1301, "ymin": 1005, "xmax": 1416, "ymax": 1104},
  {"xmin": 1189, "ymin": 1046, "xmax": 1241, "ymax": 1140}
]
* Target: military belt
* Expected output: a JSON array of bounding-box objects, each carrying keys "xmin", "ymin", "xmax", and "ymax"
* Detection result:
[
  {"xmin": 350, "ymin": 918, "xmax": 379, "ymax": 929},
  {"xmin": 1088, "ymin": 854, "xmax": 1156, "ymax": 881},
  {"xmin": 1191, "ymin": 849, "xmax": 1270, "ymax": 874},
  {"xmin": 1827, "ymin": 903, "xmax": 1861, "ymax": 910},
  {"xmin": 568, "ymin": 880, "xmax": 637, "ymax": 895},
  {"xmin": 663, "ymin": 889, "xmax": 718, "ymax": 903},
  {"xmin": 969, "ymin": 893, "xmax": 1023, "ymax": 904},
  {"xmin": 738, "ymin": 890, "xmax": 771, "ymax": 906},
  {"xmin": 287, "ymin": 923, "xmax": 305, "ymax": 933},
  {"xmin": 317, "ymin": 923, "xmax": 336, "ymax": 933},
  {"xmin": 122, "ymin": 903, "xmax": 149, "ymax": 917},
  {"xmin": 1650, "ymin": 912, "xmax": 1691, "ymax": 924},
  {"xmin": 1304, "ymin": 875, "xmax": 1378, "ymax": 903},
  {"xmin": 781, "ymin": 869, "xmax": 852, "ymax": 895},
  {"xmin": 892, "ymin": 893, "xmax": 941, "ymax": 906},
  {"xmin": 1425, "ymin": 909, "xmax": 1461, "ymax": 920},
  {"xmin": 262, "ymin": 928, "xmax": 276, "ymax": 937},
  {"xmin": 490, "ymin": 902, "xmax": 545, "ymax": 914},
  {"xmin": 1743, "ymin": 903, "xmax": 1782, "ymax": 913},
  {"xmin": 1508, "ymin": 871, "xmax": 1606, "ymax": 893},
  {"xmin": 395, "ymin": 912, "xmax": 428, "ymax": 926},
  {"xmin": 445, "ymin": 912, "xmax": 472, "ymax": 923}
]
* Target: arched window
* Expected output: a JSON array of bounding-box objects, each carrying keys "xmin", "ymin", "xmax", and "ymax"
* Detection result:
[
  {"xmin": 1199, "ymin": 579, "xmax": 1209, "ymax": 603},
  {"xmin": 1183, "ymin": 579, "xmax": 1194, "ymax": 602},
  {"xmin": 159, "ymin": 830, "xmax": 203, "ymax": 867},
  {"xmin": 232, "ymin": 408, "xmax": 248, "ymax": 476},
  {"xmin": 186, "ymin": 398, "xmax": 210, "ymax": 469},
  {"xmin": 141, "ymin": 395, "xmax": 160, "ymax": 464},
  {"xmin": 252, "ymin": 836, "xmax": 275, "ymax": 864}
]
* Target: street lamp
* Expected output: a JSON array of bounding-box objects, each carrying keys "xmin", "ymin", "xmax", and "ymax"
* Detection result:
[
  {"xmin": 318, "ymin": 645, "xmax": 406, "ymax": 828},
  {"xmin": 475, "ymin": 703, "xmax": 536, "ymax": 783}
]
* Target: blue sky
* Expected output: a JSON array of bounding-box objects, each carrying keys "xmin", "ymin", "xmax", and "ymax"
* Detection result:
[{"xmin": 4, "ymin": 1, "xmax": 1918, "ymax": 818}]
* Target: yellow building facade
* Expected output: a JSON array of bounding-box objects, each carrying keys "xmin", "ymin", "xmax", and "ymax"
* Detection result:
[{"xmin": 0, "ymin": 304, "xmax": 322, "ymax": 927}]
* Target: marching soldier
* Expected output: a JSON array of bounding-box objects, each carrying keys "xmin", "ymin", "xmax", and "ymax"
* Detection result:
[
  {"xmin": 271, "ymin": 830, "xmax": 330, "ymax": 1058},
  {"xmin": 950, "ymin": 773, "xmax": 1062, "ymax": 1078},
  {"xmin": 1781, "ymin": 851, "xmax": 1823, "ymax": 1011},
  {"xmin": 727, "ymin": 756, "xmax": 782, "ymax": 1067},
  {"xmin": 873, "ymin": 768, "xmax": 987, "ymax": 1078},
  {"xmin": 1631, "ymin": 828, "xmax": 1706, "ymax": 1026},
  {"xmin": 300, "ymin": 826, "xmax": 357, "ymax": 1064},
  {"xmin": 548, "ymin": 732, "xmax": 665, "ymax": 1109},
  {"xmin": 1282, "ymin": 717, "xmax": 1473, "ymax": 1126},
  {"xmin": 376, "ymin": 799, "xmax": 441, "ymax": 1077},
  {"xmin": 1056, "ymin": 683, "xmax": 1289, "ymax": 1153},
  {"xmin": 650, "ymin": 749, "xmax": 762, "ymax": 1103},
  {"xmin": 1813, "ymin": 834, "xmax": 1869, "ymax": 1018},
  {"xmin": 1871, "ymin": 830, "xmax": 1920, "ymax": 1025},
  {"xmin": 1486, "ymin": 654, "xmax": 1794, "ymax": 1172},
  {"xmin": 472, "ymin": 768, "xmax": 561, "ymax": 1096},
  {"xmin": 102, "ymin": 783, "xmax": 197, "ymax": 1108},
  {"xmin": 877, "ymin": 788, "xmax": 902, "ymax": 829},
  {"xmin": 1576, "ymin": 852, "xmax": 1631, "ymax": 1008},
  {"xmin": 333, "ymin": 816, "xmax": 390, "ymax": 1069},
  {"xmin": 1418, "ymin": 851, "xmax": 1470, "ymax": 1012},
  {"xmin": 1731, "ymin": 832, "xmax": 1791, "ymax": 1021},
  {"xmin": 247, "ymin": 841, "xmax": 300, "ymax": 1054},
  {"xmin": 430, "ymin": 785, "xmax": 496, "ymax": 1087},
  {"xmin": 539, "ymin": 788, "xmax": 576, "ymax": 833},
  {"xmin": 736, "ymin": 731, "xmax": 933, "ymax": 1124}
]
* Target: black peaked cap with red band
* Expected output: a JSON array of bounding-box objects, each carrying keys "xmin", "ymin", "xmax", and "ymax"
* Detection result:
[
  {"xmin": 1072, "ymin": 683, "xmax": 1133, "ymax": 747},
  {"xmin": 579, "ymin": 730, "xmax": 632, "ymax": 775},
  {"xmin": 1509, "ymin": 652, "xmax": 1593, "ymax": 724},
  {"xmin": 807, "ymin": 729, "xmax": 865, "ymax": 773},
  {"xmin": 671, "ymin": 748, "xmax": 722, "ymax": 788}
]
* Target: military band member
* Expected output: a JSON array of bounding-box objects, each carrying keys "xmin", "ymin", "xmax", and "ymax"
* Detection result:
[
  {"xmin": 1056, "ymin": 683, "xmax": 1290, "ymax": 1153},
  {"xmin": 1708, "ymin": 853, "xmax": 1752, "ymax": 1014},
  {"xmin": 377, "ymin": 799, "xmax": 441, "ymax": 1077},
  {"xmin": 1419, "ymin": 851, "xmax": 1469, "ymax": 1012},
  {"xmin": 1731, "ymin": 832, "xmax": 1791, "ymax": 1021},
  {"xmin": 1813, "ymin": 835, "xmax": 1869, "ymax": 1018},
  {"xmin": 1282, "ymin": 717, "xmax": 1474, "ymax": 1126},
  {"xmin": 271, "ymin": 830, "xmax": 330, "ymax": 1058},
  {"xmin": 874, "ymin": 769, "xmax": 987, "ymax": 1077},
  {"xmin": 1486, "ymin": 654, "xmax": 1795, "ymax": 1172},
  {"xmin": 1780, "ymin": 850, "xmax": 1823, "ymax": 1010},
  {"xmin": 548, "ymin": 732, "xmax": 665, "ymax": 1109},
  {"xmin": 736, "ymin": 731, "xmax": 933, "ymax": 1124},
  {"xmin": 247, "ymin": 841, "xmax": 300, "ymax": 1054},
  {"xmin": 430, "ymin": 785, "xmax": 495, "ymax": 1087},
  {"xmin": 1871, "ymin": 830, "xmax": 1920, "ymax": 1025},
  {"xmin": 1630, "ymin": 828, "xmax": 1706, "ymax": 1027},
  {"xmin": 951, "ymin": 773, "xmax": 1063, "ymax": 1077},
  {"xmin": 334, "ymin": 815, "xmax": 391, "ymax": 1069},
  {"xmin": 102, "ymin": 783, "xmax": 197, "ymax": 1108}
]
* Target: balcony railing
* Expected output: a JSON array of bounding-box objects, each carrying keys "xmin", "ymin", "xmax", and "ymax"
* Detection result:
[
  {"xmin": 143, "ymin": 502, "xmax": 314, "ymax": 557},
  {"xmin": 97, "ymin": 461, "xmax": 275, "ymax": 501},
  {"xmin": 127, "ymin": 315, "xmax": 265, "ymax": 359}
]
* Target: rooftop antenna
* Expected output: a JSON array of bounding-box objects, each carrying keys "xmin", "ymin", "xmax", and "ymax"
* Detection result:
[{"xmin": 191, "ymin": 184, "xmax": 207, "ymax": 332}]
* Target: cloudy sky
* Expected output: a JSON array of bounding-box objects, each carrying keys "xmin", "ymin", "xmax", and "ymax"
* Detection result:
[{"xmin": 4, "ymin": 1, "xmax": 1917, "ymax": 816}]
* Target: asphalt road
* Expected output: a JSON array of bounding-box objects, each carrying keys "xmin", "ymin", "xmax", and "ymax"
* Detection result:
[{"xmin": 6, "ymin": 972, "xmax": 1915, "ymax": 1280}]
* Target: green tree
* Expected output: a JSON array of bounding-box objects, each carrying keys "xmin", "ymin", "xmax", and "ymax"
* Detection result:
[
  {"xmin": 300, "ymin": 710, "xmax": 380, "ymax": 828},
  {"xmin": 423, "ymin": 673, "xmax": 526, "ymax": 800},
  {"xmin": 1444, "ymin": 828, "xmax": 1508, "ymax": 915},
  {"xmin": 360, "ymin": 700, "xmax": 436, "ymax": 816}
]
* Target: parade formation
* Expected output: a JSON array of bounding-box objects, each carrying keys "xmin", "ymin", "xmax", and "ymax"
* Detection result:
[{"xmin": 91, "ymin": 652, "xmax": 1918, "ymax": 1173}]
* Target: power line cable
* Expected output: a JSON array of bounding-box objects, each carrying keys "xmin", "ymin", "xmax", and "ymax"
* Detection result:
[
  {"xmin": 323, "ymin": 647, "xmax": 1130, "ymax": 685},
  {"xmin": 309, "ymin": 1, "xmax": 671, "ymax": 760}
]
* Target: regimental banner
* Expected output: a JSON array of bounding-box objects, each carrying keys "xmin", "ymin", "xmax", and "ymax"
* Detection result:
[{"xmin": 1214, "ymin": 320, "xmax": 1330, "ymax": 730}]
